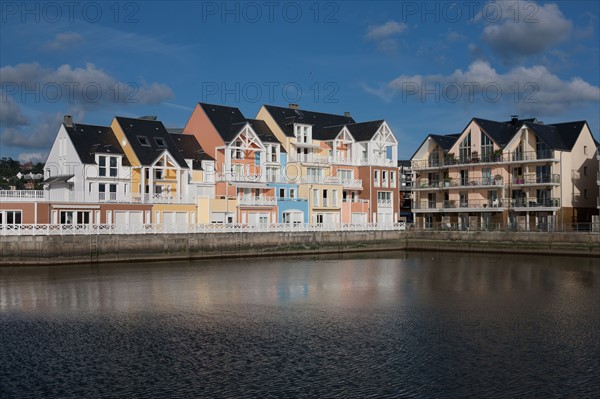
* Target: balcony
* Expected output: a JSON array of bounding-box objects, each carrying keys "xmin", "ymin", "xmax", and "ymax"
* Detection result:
[
  {"xmin": 300, "ymin": 176, "xmax": 341, "ymax": 185},
  {"xmin": 289, "ymin": 154, "xmax": 330, "ymax": 165},
  {"xmin": 512, "ymin": 174, "xmax": 560, "ymax": 186},
  {"xmin": 413, "ymin": 198, "xmax": 505, "ymax": 212},
  {"xmin": 217, "ymin": 173, "xmax": 265, "ymax": 183},
  {"xmin": 276, "ymin": 197, "xmax": 308, "ymax": 203},
  {"xmin": 511, "ymin": 198, "xmax": 561, "ymax": 210},
  {"xmin": 340, "ymin": 179, "xmax": 362, "ymax": 189},
  {"xmin": 412, "ymin": 150, "xmax": 558, "ymax": 171},
  {"xmin": 131, "ymin": 194, "xmax": 193, "ymax": 204},
  {"xmin": 415, "ymin": 177, "xmax": 504, "ymax": 190},
  {"xmin": 377, "ymin": 199, "xmax": 392, "ymax": 208},
  {"xmin": 0, "ymin": 190, "xmax": 45, "ymax": 201},
  {"xmin": 237, "ymin": 195, "xmax": 277, "ymax": 206}
]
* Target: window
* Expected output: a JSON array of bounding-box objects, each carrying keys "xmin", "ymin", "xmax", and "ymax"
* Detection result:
[
  {"xmin": 1, "ymin": 211, "xmax": 22, "ymax": 225},
  {"xmin": 99, "ymin": 156, "xmax": 106, "ymax": 176},
  {"xmin": 374, "ymin": 170, "xmax": 380, "ymax": 186},
  {"xmin": 332, "ymin": 190, "xmax": 338, "ymax": 207},
  {"xmin": 279, "ymin": 188, "xmax": 285, "ymax": 198},
  {"xmin": 536, "ymin": 141, "xmax": 550, "ymax": 159},
  {"xmin": 481, "ymin": 132, "xmax": 493, "ymax": 161},
  {"xmin": 109, "ymin": 157, "xmax": 117, "ymax": 177},
  {"xmin": 316, "ymin": 214, "xmax": 324, "ymax": 224},
  {"xmin": 60, "ymin": 211, "xmax": 90, "ymax": 225},
  {"xmin": 155, "ymin": 137, "xmax": 166, "ymax": 147},
  {"xmin": 584, "ymin": 145, "xmax": 588, "ymax": 155},
  {"xmin": 459, "ymin": 133, "xmax": 471, "ymax": 163},
  {"xmin": 323, "ymin": 189, "xmax": 328, "ymax": 207},
  {"xmin": 99, "ymin": 156, "xmax": 117, "ymax": 177},
  {"xmin": 137, "ymin": 136, "xmax": 151, "ymax": 147},
  {"xmin": 289, "ymin": 188, "xmax": 296, "ymax": 199},
  {"xmin": 313, "ymin": 189, "xmax": 320, "ymax": 207},
  {"xmin": 584, "ymin": 166, "xmax": 588, "ymax": 176}
]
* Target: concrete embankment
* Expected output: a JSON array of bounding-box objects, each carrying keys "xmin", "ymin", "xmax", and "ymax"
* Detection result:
[{"xmin": 1, "ymin": 230, "xmax": 598, "ymax": 266}]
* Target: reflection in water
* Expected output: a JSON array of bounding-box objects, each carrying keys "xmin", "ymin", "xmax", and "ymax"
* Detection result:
[{"xmin": 1, "ymin": 251, "xmax": 599, "ymax": 398}]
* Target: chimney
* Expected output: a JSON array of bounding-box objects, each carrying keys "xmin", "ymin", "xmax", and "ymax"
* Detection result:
[
  {"xmin": 288, "ymin": 103, "xmax": 299, "ymax": 110},
  {"xmin": 344, "ymin": 112, "xmax": 351, "ymax": 117},
  {"xmin": 510, "ymin": 115, "xmax": 519, "ymax": 124},
  {"xmin": 64, "ymin": 115, "xmax": 73, "ymax": 127}
]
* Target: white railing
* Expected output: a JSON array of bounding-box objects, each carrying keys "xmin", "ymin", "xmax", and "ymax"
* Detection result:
[
  {"xmin": 300, "ymin": 176, "xmax": 341, "ymax": 184},
  {"xmin": 377, "ymin": 199, "xmax": 392, "ymax": 207},
  {"xmin": 340, "ymin": 179, "xmax": 362, "ymax": 188},
  {"xmin": 237, "ymin": 195, "xmax": 277, "ymax": 206},
  {"xmin": 0, "ymin": 190, "xmax": 45, "ymax": 201},
  {"xmin": 0, "ymin": 222, "xmax": 407, "ymax": 236}
]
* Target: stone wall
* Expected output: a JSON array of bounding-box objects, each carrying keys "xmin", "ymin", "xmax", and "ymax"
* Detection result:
[{"xmin": 1, "ymin": 230, "xmax": 597, "ymax": 266}]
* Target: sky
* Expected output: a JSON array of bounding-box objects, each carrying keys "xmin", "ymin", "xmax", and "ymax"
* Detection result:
[{"xmin": 1, "ymin": 0, "xmax": 599, "ymax": 163}]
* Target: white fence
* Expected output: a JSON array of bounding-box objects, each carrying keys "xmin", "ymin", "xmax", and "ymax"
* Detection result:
[{"xmin": 0, "ymin": 222, "xmax": 406, "ymax": 236}]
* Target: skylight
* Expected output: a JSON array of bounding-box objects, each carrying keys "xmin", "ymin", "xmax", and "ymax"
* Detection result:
[
  {"xmin": 137, "ymin": 136, "xmax": 150, "ymax": 147},
  {"xmin": 155, "ymin": 137, "xmax": 166, "ymax": 147}
]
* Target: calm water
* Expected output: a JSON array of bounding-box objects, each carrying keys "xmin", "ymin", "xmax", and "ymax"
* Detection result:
[{"xmin": 1, "ymin": 251, "xmax": 599, "ymax": 398}]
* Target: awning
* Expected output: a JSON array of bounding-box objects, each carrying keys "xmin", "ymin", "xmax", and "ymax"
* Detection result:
[
  {"xmin": 230, "ymin": 182, "xmax": 270, "ymax": 189},
  {"xmin": 43, "ymin": 175, "xmax": 74, "ymax": 184}
]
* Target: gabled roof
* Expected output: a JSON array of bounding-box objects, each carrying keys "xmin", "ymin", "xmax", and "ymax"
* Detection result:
[
  {"xmin": 170, "ymin": 133, "xmax": 214, "ymax": 170},
  {"xmin": 346, "ymin": 120, "xmax": 385, "ymax": 142},
  {"xmin": 430, "ymin": 133, "xmax": 459, "ymax": 150},
  {"xmin": 263, "ymin": 105, "xmax": 355, "ymax": 138},
  {"xmin": 319, "ymin": 125, "xmax": 346, "ymax": 140},
  {"xmin": 64, "ymin": 123, "xmax": 130, "ymax": 166},
  {"xmin": 471, "ymin": 117, "xmax": 535, "ymax": 147},
  {"xmin": 114, "ymin": 116, "xmax": 188, "ymax": 168},
  {"xmin": 246, "ymin": 119, "xmax": 286, "ymax": 152},
  {"xmin": 198, "ymin": 102, "xmax": 247, "ymax": 142},
  {"xmin": 545, "ymin": 121, "xmax": 588, "ymax": 150}
]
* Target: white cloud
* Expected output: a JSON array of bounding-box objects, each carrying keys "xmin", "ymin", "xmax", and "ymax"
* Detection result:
[
  {"xmin": 369, "ymin": 60, "xmax": 600, "ymax": 115},
  {"xmin": 365, "ymin": 21, "xmax": 408, "ymax": 41},
  {"xmin": 1, "ymin": 112, "xmax": 64, "ymax": 150},
  {"xmin": 43, "ymin": 32, "xmax": 84, "ymax": 51},
  {"xmin": 0, "ymin": 91, "xmax": 28, "ymax": 127},
  {"xmin": 18, "ymin": 151, "xmax": 48, "ymax": 164},
  {"xmin": 0, "ymin": 62, "xmax": 174, "ymax": 109},
  {"xmin": 478, "ymin": 1, "xmax": 572, "ymax": 62},
  {"xmin": 364, "ymin": 20, "xmax": 408, "ymax": 54}
]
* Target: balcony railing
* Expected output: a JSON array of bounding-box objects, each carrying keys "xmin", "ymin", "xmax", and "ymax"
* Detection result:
[
  {"xmin": 377, "ymin": 199, "xmax": 392, "ymax": 207},
  {"xmin": 276, "ymin": 197, "xmax": 308, "ymax": 202},
  {"xmin": 413, "ymin": 150, "xmax": 558, "ymax": 171},
  {"xmin": 512, "ymin": 174, "xmax": 560, "ymax": 185},
  {"xmin": 340, "ymin": 179, "xmax": 363, "ymax": 188},
  {"xmin": 131, "ymin": 194, "xmax": 192, "ymax": 204},
  {"xmin": 300, "ymin": 176, "xmax": 341, "ymax": 184},
  {"xmin": 237, "ymin": 195, "xmax": 277, "ymax": 206},
  {"xmin": 0, "ymin": 190, "xmax": 45, "ymax": 201},
  {"xmin": 413, "ymin": 197, "xmax": 560, "ymax": 211}
]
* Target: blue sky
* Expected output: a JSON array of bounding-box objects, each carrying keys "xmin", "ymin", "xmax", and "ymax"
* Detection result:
[{"xmin": 1, "ymin": 0, "xmax": 599, "ymax": 162}]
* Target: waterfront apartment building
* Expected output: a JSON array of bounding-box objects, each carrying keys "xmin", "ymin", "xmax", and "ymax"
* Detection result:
[{"xmin": 411, "ymin": 116, "xmax": 599, "ymax": 230}]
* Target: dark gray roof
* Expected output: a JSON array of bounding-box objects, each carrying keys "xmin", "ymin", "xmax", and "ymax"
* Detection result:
[
  {"xmin": 319, "ymin": 125, "xmax": 345, "ymax": 140},
  {"xmin": 198, "ymin": 103, "xmax": 247, "ymax": 142},
  {"xmin": 166, "ymin": 127, "xmax": 184, "ymax": 134},
  {"xmin": 246, "ymin": 119, "xmax": 286, "ymax": 152},
  {"xmin": 263, "ymin": 105, "xmax": 355, "ymax": 138},
  {"xmin": 430, "ymin": 134, "xmax": 459, "ymax": 150},
  {"xmin": 546, "ymin": 121, "xmax": 588, "ymax": 150},
  {"xmin": 398, "ymin": 160, "xmax": 411, "ymax": 167},
  {"xmin": 471, "ymin": 117, "xmax": 535, "ymax": 147},
  {"xmin": 346, "ymin": 120, "xmax": 385, "ymax": 142},
  {"xmin": 64, "ymin": 123, "xmax": 130, "ymax": 166},
  {"xmin": 170, "ymin": 133, "xmax": 214, "ymax": 170},
  {"xmin": 114, "ymin": 116, "xmax": 188, "ymax": 168}
]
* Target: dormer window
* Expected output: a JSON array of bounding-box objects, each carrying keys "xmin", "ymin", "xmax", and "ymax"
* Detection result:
[
  {"xmin": 154, "ymin": 137, "xmax": 166, "ymax": 148},
  {"xmin": 295, "ymin": 124, "xmax": 311, "ymax": 143},
  {"xmin": 137, "ymin": 136, "xmax": 150, "ymax": 147},
  {"xmin": 98, "ymin": 155, "xmax": 118, "ymax": 177}
]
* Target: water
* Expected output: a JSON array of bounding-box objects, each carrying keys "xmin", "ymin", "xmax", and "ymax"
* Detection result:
[{"xmin": 1, "ymin": 251, "xmax": 599, "ymax": 398}]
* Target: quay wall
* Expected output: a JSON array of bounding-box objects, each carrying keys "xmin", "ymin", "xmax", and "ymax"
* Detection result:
[{"xmin": 1, "ymin": 231, "xmax": 598, "ymax": 266}]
